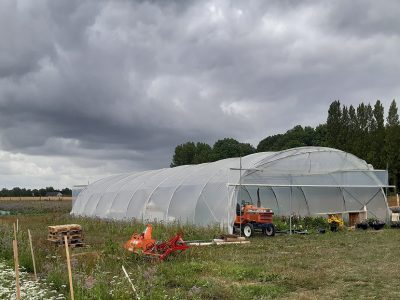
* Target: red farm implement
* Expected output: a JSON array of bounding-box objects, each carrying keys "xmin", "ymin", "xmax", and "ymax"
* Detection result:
[{"xmin": 124, "ymin": 224, "xmax": 189, "ymax": 261}]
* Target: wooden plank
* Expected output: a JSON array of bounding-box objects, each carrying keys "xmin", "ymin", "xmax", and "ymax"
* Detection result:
[
  {"xmin": 64, "ymin": 236, "xmax": 75, "ymax": 300},
  {"xmin": 225, "ymin": 237, "xmax": 244, "ymax": 242},
  {"xmin": 187, "ymin": 242, "xmax": 214, "ymax": 246},
  {"xmin": 28, "ymin": 229, "xmax": 38, "ymax": 281},
  {"xmin": 48, "ymin": 224, "xmax": 81, "ymax": 232},
  {"xmin": 13, "ymin": 223, "xmax": 17, "ymax": 242},
  {"xmin": 13, "ymin": 239, "xmax": 21, "ymax": 300},
  {"xmin": 213, "ymin": 240, "xmax": 250, "ymax": 245}
]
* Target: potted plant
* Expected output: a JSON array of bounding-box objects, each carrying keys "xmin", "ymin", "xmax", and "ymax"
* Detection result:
[
  {"xmin": 356, "ymin": 221, "xmax": 368, "ymax": 230},
  {"xmin": 328, "ymin": 215, "xmax": 344, "ymax": 232}
]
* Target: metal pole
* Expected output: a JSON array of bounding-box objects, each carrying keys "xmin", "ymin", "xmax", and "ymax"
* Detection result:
[
  {"xmin": 227, "ymin": 166, "xmax": 230, "ymax": 234},
  {"xmin": 239, "ymin": 156, "xmax": 242, "ymax": 237},
  {"xmin": 386, "ymin": 162, "xmax": 389, "ymax": 199},
  {"xmin": 289, "ymin": 177, "xmax": 292, "ymax": 235}
]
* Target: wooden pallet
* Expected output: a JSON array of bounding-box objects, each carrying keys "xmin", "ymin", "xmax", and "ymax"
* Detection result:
[
  {"xmin": 48, "ymin": 224, "xmax": 81, "ymax": 233},
  {"xmin": 48, "ymin": 235, "xmax": 84, "ymax": 242},
  {"xmin": 388, "ymin": 195, "xmax": 399, "ymax": 207},
  {"xmin": 47, "ymin": 224, "xmax": 85, "ymax": 248},
  {"xmin": 49, "ymin": 229, "xmax": 82, "ymax": 235},
  {"xmin": 49, "ymin": 238, "xmax": 83, "ymax": 243},
  {"xmin": 48, "ymin": 231, "xmax": 83, "ymax": 238},
  {"xmin": 58, "ymin": 242, "xmax": 85, "ymax": 248},
  {"xmin": 48, "ymin": 238, "xmax": 85, "ymax": 247}
]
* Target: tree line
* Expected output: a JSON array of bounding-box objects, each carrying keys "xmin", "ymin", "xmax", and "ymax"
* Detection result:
[
  {"xmin": 0, "ymin": 186, "xmax": 72, "ymax": 197},
  {"xmin": 171, "ymin": 99, "xmax": 400, "ymax": 188}
]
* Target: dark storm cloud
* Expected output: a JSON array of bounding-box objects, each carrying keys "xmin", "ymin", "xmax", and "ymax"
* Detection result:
[{"xmin": 0, "ymin": 0, "xmax": 399, "ymax": 187}]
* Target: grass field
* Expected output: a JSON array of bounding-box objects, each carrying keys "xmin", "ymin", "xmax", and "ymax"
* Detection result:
[
  {"xmin": 1, "ymin": 201, "xmax": 400, "ymax": 299},
  {"xmin": 0, "ymin": 196, "xmax": 72, "ymax": 201}
]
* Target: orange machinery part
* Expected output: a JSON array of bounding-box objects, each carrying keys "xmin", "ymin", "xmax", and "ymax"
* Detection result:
[
  {"xmin": 124, "ymin": 224, "xmax": 190, "ymax": 261},
  {"xmin": 124, "ymin": 224, "xmax": 156, "ymax": 253}
]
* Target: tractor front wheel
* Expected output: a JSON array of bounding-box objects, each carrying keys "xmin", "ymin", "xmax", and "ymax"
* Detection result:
[
  {"xmin": 262, "ymin": 224, "xmax": 276, "ymax": 237},
  {"xmin": 242, "ymin": 223, "xmax": 254, "ymax": 238}
]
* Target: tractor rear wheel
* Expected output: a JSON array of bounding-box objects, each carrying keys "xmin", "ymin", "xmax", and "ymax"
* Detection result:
[
  {"xmin": 262, "ymin": 224, "xmax": 275, "ymax": 237},
  {"xmin": 242, "ymin": 223, "xmax": 253, "ymax": 238}
]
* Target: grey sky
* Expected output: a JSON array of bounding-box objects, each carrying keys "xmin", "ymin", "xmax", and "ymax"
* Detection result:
[{"xmin": 0, "ymin": 0, "xmax": 399, "ymax": 188}]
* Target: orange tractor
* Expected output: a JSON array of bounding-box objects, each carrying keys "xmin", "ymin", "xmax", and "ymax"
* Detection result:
[
  {"xmin": 234, "ymin": 201, "xmax": 275, "ymax": 238},
  {"xmin": 124, "ymin": 224, "xmax": 189, "ymax": 261}
]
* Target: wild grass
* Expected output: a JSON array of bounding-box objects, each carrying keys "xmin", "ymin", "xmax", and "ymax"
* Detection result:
[
  {"xmin": 1, "ymin": 201, "xmax": 400, "ymax": 299},
  {"xmin": 0, "ymin": 200, "xmax": 71, "ymax": 215}
]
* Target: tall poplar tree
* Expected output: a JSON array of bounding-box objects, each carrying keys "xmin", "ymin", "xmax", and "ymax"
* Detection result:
[
  {"xmin": 340, "ymin": 106, "xmax": 350, "ymax": 151},
  {"xmin": 327, "ymin": 100, "xmax": 342, "ymax": 148},
  {"xmin": 348, "ymin": 105, "xmax": 358, "ymax": 154},
  {"xmin": 355, "ymin": 103, "xmax": 369, "ymax": 159},
  {"xmin": 385, "ymin": 99, "xmax": 400, "ymax": 188},
  {"xmin": 369, "ymin": 100, "xmax": 385, "ymax": 168}
]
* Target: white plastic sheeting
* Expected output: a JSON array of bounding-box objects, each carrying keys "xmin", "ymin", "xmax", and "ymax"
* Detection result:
[{"xmin": 71, "ymin": 147, "xmax": 390, "ymax": 227}]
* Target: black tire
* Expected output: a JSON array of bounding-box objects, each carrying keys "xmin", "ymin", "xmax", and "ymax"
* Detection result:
[
  {"xmin": 242, "ymin": 223, "xmax": 254, "ymax": 238},
  {"xmin": 232, "ymin": 226, "xmax": 237, "ymax": 235},
  {"xmin": 263, "ymin": 224, "xmax": 276, "ymax": 237}
]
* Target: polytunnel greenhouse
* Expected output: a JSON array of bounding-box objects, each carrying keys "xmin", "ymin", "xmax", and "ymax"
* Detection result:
[{"xmin": 71, "ymin": 147, "xmax": 392, "ymax": 230}]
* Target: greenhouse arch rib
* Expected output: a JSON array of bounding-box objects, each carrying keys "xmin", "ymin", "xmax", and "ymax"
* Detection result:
[
  {"xmin": 193, "ymin": 168, "xmax": 226, "ymax": 224},
  {"xmin": 269, "ymin": 186, "xmax": 280, "ymax": 215},
  {"xmin": 165, "ymin": 163, "xmax": 211, "ymax": 222},
  {"xmin": 328, "ymin": 172, "xmax": 347, "ymax": 212},
  {"xmin": 82, "ymin": 174, "xmax": 127, "ymax": 215},
  {"xmin": 104, "ymin": 171, "xmax": 149, "ymax": 217},
  {"xmin": 340, "ymin": 187, "xmax": 347, "ymax": 212},
  {"xmin": 77, "ymin": 175, "xmax": 114, "ymax": 214},
  {"xmin": 298, "ymin": 186, "xmax": 311, "ymax": 215},
  {"xmin": 141, "ymin": 165, "xmax": 191, "ymax": 220},
  {"xmin": 106, "ymin": 170, "xmax": 155, "ymax": 218},
  {"xmin": 123, "ymin": 169, "xmax": 166, "ymax": 219},
  {"xmin": 81, "ymin": 175, "xmax": 117, "ymax": 214},
  {"xmin": 93, "ymin": 172, "xmax": 135, "ymax": 216}
]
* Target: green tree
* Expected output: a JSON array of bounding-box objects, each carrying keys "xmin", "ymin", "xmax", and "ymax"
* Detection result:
[
  {"xmin": 368, "ymin": 100, "xmax": 385, "ymax": 168},
  {"xmin": 257, "ymin": 134, "xmax": 284, "ymax": 151},
  {"xmin": 257, "ymin": 125, "xmax": 325, "ymax": 152},
  {"xmin": 354, "ymin": 103, "xmax": 370, "ymax": 159},
  {"xmin": 340, "ymin": 106, "xmax": 350, "ymax": 151},
  {"xmin": 385, "ymin": 99, "xmax": 400, "ymax": 188},
  {"xmin": 170, "ymin": 142, "xmax": 196, "ymax": 167},
  {"xmin": 212, "ymin": 138, "xmax": 255, "ymax": 161},
  {"xmin": 326, "ymin": 100, "xmax": 342, "ymax": 148},
  {"xmin": 193, "ymin": 142, "xmax": 213, "ymax": 164},
  {"xmin": 61, "ymin": 188, "xmax": 72, "ymax": 196},
  {"xmin": 314, "ymin": 124, "xmax": 328, "ymax": 146},
  {"xmin": 347, "ymin": 105, "xmax": 358, "ymax": 154}
]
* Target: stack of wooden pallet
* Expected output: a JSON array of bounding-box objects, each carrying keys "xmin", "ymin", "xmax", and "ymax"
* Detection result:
[{"xmin": 47, "ymin": 224, "xmax": 84, "ymax": 248}]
